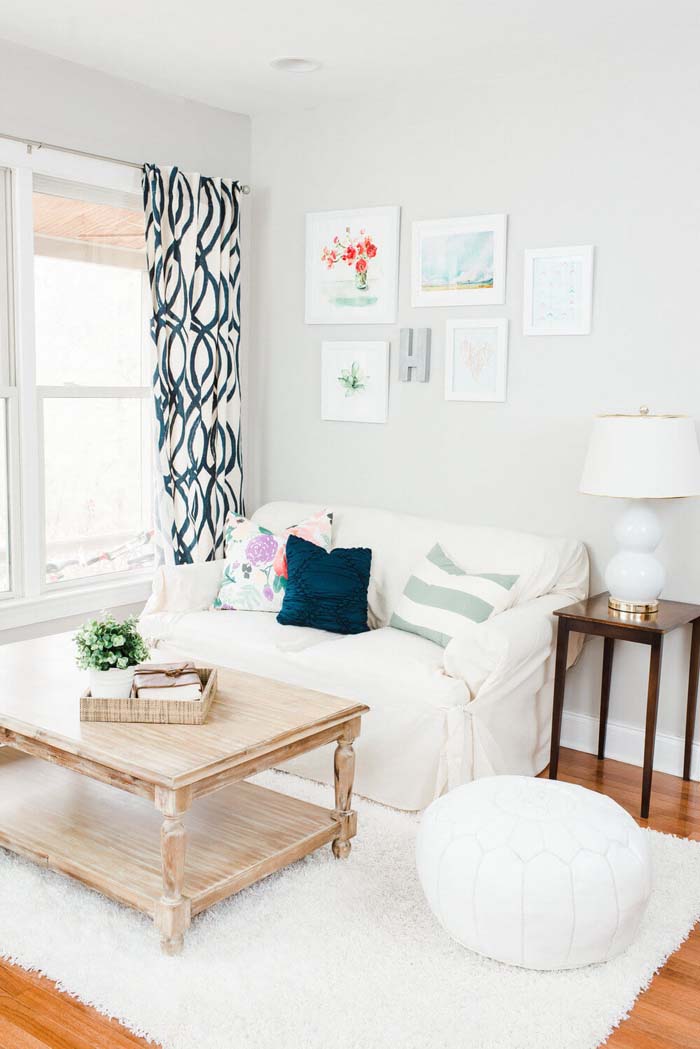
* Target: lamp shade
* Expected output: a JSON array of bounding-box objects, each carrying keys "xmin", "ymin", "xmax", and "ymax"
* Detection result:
[{"xmin": 580, "ymin": 413, "xmax": 700, "ymax": 498}]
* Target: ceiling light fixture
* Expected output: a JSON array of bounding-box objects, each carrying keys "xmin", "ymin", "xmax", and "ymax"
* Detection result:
[{"xmin": 270, "ymin": 57, "xmax": 321, "ymax": 73}]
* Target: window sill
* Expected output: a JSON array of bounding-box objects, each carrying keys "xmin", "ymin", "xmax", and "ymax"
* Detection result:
[{"xmin": 0, "ymin": 574, "xmax": 153, "ymax": 632}]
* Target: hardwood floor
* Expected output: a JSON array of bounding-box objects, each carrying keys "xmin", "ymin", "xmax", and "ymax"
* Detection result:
[{"xmin": 0, "ymin": 747, "xmax": 698, "ymax": 1048}]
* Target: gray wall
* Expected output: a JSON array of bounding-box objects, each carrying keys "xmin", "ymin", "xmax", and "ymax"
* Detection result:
[
  {"xmin": 249, "ymin": 68, "xmax": 700, "ymax": 755},
  {"xmin": 0, "ymin": 39, "xmax": 250, "ymax": 175}
]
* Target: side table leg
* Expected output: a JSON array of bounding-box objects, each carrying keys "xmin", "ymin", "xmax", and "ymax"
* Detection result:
[
  {"xmin": 549, "ymin": 622, "xmax": 570, "ymax": 780},
  {"xmin": 155, "ymin": 787, "xmax": 192, "ymax": 955},
  {"xmin": 683, "ymin": 619, "xmax": 700, "ymax": 781},
  {"xmin": 598, "ymin": 638, "xmax": 615, "ymax": 760},
  {"xmin": 332, "ymin": 723, "xmax": 358, "ymax": 860},
  {"xmin": 641, "ymin": 638, "xmax": 663, "ymax": 820}
]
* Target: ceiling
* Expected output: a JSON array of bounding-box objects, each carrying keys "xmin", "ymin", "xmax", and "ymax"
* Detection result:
[{"xmin": 0, "ymin": 0, "xmax": 698, "ymax": 116}]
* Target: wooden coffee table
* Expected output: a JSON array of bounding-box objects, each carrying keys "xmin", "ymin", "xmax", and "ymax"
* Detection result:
[{"xmin": 0, "ymin": 633, "xmax": 368, "ymax": 953}]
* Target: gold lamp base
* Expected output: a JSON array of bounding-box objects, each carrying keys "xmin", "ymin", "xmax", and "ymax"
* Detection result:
[{"xmin": 608, "ymin": 596, "xmax": 659, "ymax": 616}]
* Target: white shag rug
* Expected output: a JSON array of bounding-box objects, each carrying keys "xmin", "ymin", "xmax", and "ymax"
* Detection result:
[{"xmin": 1, "ymin": 771, "xmax": 699, "ymax": 1049}]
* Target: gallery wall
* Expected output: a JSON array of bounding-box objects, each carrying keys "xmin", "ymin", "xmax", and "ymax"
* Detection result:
[{"xmin": 249, "ymin": 67, "xmax": 700, "ymax": 765}]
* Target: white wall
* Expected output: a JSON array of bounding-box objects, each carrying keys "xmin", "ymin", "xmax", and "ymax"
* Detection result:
[
  {"xmin": 0, "ymin": 39, "xmax": 251, "ymax": 639},
  {"xmin": 249, "ymin": 68, "xmax": 700, "ymax": 760}
]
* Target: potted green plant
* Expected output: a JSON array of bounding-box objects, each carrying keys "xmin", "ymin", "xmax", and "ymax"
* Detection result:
[{"xmin": 75, "ymin": 613, "xmax": 149, "ymax": 698}]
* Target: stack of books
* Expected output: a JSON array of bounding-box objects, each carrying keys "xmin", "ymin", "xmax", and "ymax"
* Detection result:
[{"xmin": 133, "ymin": 662, "xmax": 203, "ymax": 701}]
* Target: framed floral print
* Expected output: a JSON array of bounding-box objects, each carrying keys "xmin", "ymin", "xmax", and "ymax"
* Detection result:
[
  {"xmin": 321, "ymin": 341, "xmax": 389, "ymax": 423},
  {"xmin": 306, "ymin": 206, "xmax": 400, "ymax": 324},
  {"xmin": 444, "ymin": 319, "xmax": 509, "ymax": 402}
]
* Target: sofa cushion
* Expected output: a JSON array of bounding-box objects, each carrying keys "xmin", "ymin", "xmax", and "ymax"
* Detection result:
[{"xmin": 141, "ymin": 610, "xmax": 341, "ymax": 671}]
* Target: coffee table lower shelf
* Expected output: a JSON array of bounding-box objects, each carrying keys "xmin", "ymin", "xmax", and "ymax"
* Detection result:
[{"xmin": 0, "ymin": 749, "xmax": 342, "ymax": 942}]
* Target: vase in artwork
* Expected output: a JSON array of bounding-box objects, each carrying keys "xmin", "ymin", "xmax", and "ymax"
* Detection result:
[{"xmin": 355, "ymin": 263, "xmax": 368, "ymax": 291}]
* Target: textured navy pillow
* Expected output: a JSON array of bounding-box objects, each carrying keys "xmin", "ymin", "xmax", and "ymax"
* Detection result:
[{"xmin": 277, "ymin": 534, "xmax": 371, "ymax": 635}]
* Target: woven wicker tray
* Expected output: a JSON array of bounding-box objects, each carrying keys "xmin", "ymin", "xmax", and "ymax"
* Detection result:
[{"xmin": 80, "ymin": 667, "xmax": 217, "ymax": 724}]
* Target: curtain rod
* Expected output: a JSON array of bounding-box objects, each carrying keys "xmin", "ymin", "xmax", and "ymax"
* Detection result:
[{"xmin": 0, "ymin": 132, "xmax": 251, "ymax": 194}]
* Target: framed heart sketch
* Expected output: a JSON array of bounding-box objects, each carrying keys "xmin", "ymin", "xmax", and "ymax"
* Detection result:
[
  {"xmin": 444, "ymin": 319, "xmax": 509, "ymax": 402},
  {"xmin": 412, "ymin": 214, "xmax": 507, "ymax": 307},
  {"xmin": 523, "ymin": 245, "xmax": 594, "ymax": 335},
  {"xmin": 306, "ymin": 206, "xmax": 400, "ymax": 324},
  {"xmin": 321, "ymin": 341, "xmax": 389, "ymax": 423}
]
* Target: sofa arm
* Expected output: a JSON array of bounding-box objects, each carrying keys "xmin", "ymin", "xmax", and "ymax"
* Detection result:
[
  {"xmin": 142, "ymin": 560, "xmax": 224, "ymax": 615},
  {"xmin": 443, "ymin": 592, "xmax": 576, "ymax": 700}
]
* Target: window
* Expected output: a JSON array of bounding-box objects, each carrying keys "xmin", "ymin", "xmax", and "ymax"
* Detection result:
[
  {"xmin": 0, "ymin": 168, "xmax": 16, "ymax": 596},
  {"xmin": 0, "ymin": 141, "xmax": 155, "ymax": 622},
  {"xmin": 32, "ymin": 179, "xmax": 154, "ymax": 585}
]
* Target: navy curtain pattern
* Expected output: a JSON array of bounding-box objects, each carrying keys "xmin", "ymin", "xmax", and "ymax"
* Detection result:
[{"xmin": 142, "ymin": 164, "xmax": 243, "ymax": 564}]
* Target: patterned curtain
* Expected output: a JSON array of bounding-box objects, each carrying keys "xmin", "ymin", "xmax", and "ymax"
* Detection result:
[{"xmin": 142, "ymin": 164, "xmax": 243, "ymax": 564}]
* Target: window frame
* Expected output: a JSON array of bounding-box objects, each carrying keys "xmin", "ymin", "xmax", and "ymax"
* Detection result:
[{"xmin": 0, "ymin": 139, "xmax": 154, "ymax": 626}]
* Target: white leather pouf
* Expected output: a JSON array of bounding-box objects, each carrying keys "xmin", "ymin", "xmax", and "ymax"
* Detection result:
[{"xmin": 416, "ymin": 775, "xmax": 651, "ymax": 970}]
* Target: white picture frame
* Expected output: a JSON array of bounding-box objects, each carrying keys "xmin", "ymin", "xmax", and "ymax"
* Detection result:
[
  {"xmin": 523, "ymin": 245, "xmax": 594, "ymax": 335},
  {"xmin": 305, "ymin": 206, "xmax": 400, "ymax": 324},
  {"xmin": 444, "ymin": 319, "xmax": 509, "ymax": 402},
  {"xmin": 321, "ymin": 341, "xmax": 389, "ymax": 424},
  {"xmin": 411, "ymin": 213, "xmax": 507, "ymax": 307}
]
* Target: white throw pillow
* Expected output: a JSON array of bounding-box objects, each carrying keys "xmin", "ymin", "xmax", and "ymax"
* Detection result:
[{"xmin": 390, "ymin": 542, "xmax": 519, "ymax": 647}]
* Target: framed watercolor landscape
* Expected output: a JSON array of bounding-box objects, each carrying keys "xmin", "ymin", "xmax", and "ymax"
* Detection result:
[
  {"xmin": 306, "ymin": 206, "xmax": 400, "ymax": 324},
  {"xmin": 444, "ymin": 319, "xmax": 509, "ymax": 402},
  {"xmin": 411, "ymin": 214, "xmax": 507, "ymax": 307},
  {"xmin": 321, "ymin": 341, "xmax": 389, "ymax": 423}
]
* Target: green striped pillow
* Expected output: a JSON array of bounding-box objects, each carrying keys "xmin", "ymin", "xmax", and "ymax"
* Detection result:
[{"xmin": 390, "ymin": 543, "xmax": 519, "ymax": 647}]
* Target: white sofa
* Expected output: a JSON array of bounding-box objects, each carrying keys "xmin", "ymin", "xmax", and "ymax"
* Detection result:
[{"xmin": 140, "ymin": 502, "xmax": 589, "ymax": 811}]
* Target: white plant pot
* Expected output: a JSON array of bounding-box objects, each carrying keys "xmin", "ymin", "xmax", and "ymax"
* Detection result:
[{"xmin": 88, "ymin": 666, "xmax": 135, "ymax": 699}]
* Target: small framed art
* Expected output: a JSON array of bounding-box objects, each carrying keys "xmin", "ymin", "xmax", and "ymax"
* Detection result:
[
  {"xmin": 444, "ymin": 319, "xmax": 509, "ymax": 402},
  {"xmin": 305, "ymin": 206, "xmax": 400, "ymax": 324},
  {"xmin": 321, "ymin": 341, "xmax": 389, "ymax": 423},
  {"xmin": 523, "ymin": 245, "xmax": 594, "ymax": 335},
  {"xmin": 411, "ymin": 213, "xmax": 507, "ymax": 307}
]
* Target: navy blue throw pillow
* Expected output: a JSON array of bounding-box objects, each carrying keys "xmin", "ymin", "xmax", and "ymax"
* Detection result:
[{"xmin": 277, "ymin": 534, "xmax": 371, "ymax": 635}]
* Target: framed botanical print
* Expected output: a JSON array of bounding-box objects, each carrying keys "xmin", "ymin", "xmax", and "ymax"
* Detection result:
[
  {"xmin": 321, "ymin": 341, "xmax": 389, "ymax": 423},
  {"xmin": 411, "ymin": 214, "xmax": 507, "ymax": 307},
  {"xmin": 305, "ymin": 206, "xmax": 400, "ymax": 324},
  {"xmin": 444, "ymin": 319, "xmax": 509, "ymax": 402},
  {"xmin": 523, "ymin": 245, "xmax": 594, "ymax": 335}
]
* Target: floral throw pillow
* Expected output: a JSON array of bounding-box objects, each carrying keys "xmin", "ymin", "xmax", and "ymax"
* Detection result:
[{"xmin": 212, "ymin": 509, "xmax": 333, "ymax": 612}]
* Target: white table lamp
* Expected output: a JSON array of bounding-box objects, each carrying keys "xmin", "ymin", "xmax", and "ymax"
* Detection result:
[{"xmin": 580, "ymin": 409, "xmax": 700, "ymax": 614}]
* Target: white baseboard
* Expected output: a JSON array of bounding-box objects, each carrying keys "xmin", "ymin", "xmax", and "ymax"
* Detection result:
[{"xmin": 561, "ymin": 710, "xmax": 700, "ymax": 782}]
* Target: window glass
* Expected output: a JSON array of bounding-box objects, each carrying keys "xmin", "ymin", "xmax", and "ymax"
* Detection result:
[
  {"xmin": 33, "ymin": 191, "xmax": 148, "ymax": 386},
  {"xmin": 0, "ymin": 399, "xmax": 10, "ymax": 592},
  {"xmin": 33, "ymin": 180, "xmax": 154, "ymax": 585},
  {"xmin": 43, "ymin": 398, "xmax": 153, "ymax": 584}
]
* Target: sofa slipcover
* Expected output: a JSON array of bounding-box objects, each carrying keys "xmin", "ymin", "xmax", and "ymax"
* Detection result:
[{"xmin": 141, "ymin": 502, "xmax": 589, "ymax": 810}]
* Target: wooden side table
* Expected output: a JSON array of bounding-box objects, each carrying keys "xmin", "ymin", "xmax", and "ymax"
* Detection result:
[{"xmin": 549, "ymin": 592, "xmax": 700, "ymax": 819}]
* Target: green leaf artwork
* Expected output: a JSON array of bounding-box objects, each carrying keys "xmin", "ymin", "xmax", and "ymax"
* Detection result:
[{"xmin": 338, "ymin": 360, "xmax": 369, "ymax": 397}]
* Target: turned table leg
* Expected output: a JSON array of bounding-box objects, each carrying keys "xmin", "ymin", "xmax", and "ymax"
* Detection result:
[
  {"xmin": 332, "ymin": 723, "xmax": 358, "ymax": 859},
  {"xmin": 154, "ymin": 787, "xmax": 191, "ymax": 955}
]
